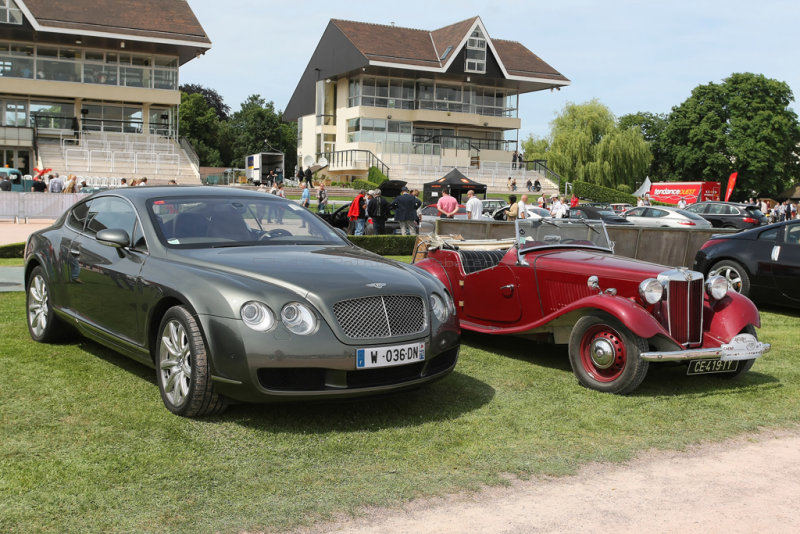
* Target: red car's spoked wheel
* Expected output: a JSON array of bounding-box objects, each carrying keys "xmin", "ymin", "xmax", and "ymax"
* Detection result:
[{"xmin": 579, "ymin": 324, "xmax": 626, "ymax": 382}]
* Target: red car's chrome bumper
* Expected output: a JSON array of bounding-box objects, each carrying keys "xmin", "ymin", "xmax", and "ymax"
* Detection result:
[{"xmin": 640, "ymin": 334, "xmax": 770, "ymax": 362}]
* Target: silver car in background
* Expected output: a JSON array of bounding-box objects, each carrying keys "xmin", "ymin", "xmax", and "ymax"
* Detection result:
[{"xmin": 621, "ymin": 206, "xmax": 712, "ymax": 228}]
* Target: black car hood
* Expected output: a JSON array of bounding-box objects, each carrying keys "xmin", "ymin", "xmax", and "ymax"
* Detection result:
[{"xmin": 168, "ymin": 244, "xmax": 430, "ymax": 302}]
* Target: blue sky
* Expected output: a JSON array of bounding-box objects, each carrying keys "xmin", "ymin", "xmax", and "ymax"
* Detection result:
[{"xmin": 181, "ymin": 0, "xmax": 800, "ymax": 141}]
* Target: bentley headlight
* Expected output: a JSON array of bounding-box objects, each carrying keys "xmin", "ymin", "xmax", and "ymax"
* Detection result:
[
  {"xmin": 638, "ymin": 278, "xmax": 664, "ymax": 305},
  {"xmin": 443, "ymin": 290, "xmax": 456, "ymax": 316},
  {"xmin": 706, "ymin": 275, "xmax": 729, "ymax": 300},
  {"xmin": 281, "ymin": 302, "xmax": 317, "ymax": 335},
  {"xmin": 240, "ymin": 301, "xmax": 275, "ymax": 331},
  {"xmin": 430, "ymin": 294, "xmax": 448, "ymax": 322}
]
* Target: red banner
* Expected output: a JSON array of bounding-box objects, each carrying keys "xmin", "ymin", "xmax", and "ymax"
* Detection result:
[
  {"xmin": 724, "ymin": 172, "xmax": 738, "ymax": 202},
  {"xmin": 648, "ymin": 182, "xmax": 721, "ymax": 205}
]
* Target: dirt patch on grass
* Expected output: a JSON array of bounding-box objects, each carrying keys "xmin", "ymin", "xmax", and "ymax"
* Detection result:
[{"xmin": 297, "ymin": 427, "xmax": 800, "ymax": 533}]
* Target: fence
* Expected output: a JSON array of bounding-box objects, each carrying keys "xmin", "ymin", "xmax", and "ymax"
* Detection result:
[{"xmin": 0, "ymin": 192, "xmax": 86, "ymax": 222}]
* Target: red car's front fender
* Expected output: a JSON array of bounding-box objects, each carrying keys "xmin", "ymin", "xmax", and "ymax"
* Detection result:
[{"xmin": 704, "ymin": 291, "xmax": 761, "ymax": 344}]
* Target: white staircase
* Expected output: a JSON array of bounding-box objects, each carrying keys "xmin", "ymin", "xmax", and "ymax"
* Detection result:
[{"xmin": 37, "ymin": 132, "xmax": 200, "ymax": 185}]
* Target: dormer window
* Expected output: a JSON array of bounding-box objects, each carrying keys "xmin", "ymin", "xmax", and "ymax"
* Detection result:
[
  {"xmin": 0, "ymin": 0, "xmax": 23, "ymax": 25},
  {"xmin": 465, "ymin": 29, "xmax": 486, "ymax": 74}
]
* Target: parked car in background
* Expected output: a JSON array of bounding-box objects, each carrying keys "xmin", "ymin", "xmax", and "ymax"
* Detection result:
[
  {"xmin": 419, "ymin": 203, "xmax": 468, "ymax": 233},
  {"xmin": 414, "ymin": 218, "xmax": 769, "ymax": 394},
  {"xmin": 684, "ymin": 201, "xmax": 768, "ymax": 229},
  {"xmin": 621, "ymin": 206, "xmax": 712, "ymax": 228},
  {"xmin": 317, "ymin": 203, "xmax": 401, "ymax": 235},
  {"xmin": 693, "ymin": 219, "xmax": 800, "ymax": 308},
  {"xmin": 610, "ymin": 203, "xmax": 633, "ymax": 214},
  {"xmin": 481, "ymin": 198, "xmax": 507, "ymax": 216},
  {"xmin": 25, "ymin": 187, "xmax": 460, "ymax": 416},
  {"xmin": 492, "ymin": 205, "xmax": 551, "ymax": 221},
  {"xmin": 568, "ymin": 205, "xmax": 632, "ymax": 225}
]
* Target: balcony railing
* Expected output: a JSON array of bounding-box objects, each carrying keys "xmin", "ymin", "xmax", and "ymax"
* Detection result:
[{"xmin": 317, "ymin": 149, "xmax": 390, "ymax": 177}]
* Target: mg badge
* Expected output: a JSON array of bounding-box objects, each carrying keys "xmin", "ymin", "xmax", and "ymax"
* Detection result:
[{"xmin": 366, "ymin": 283, "xmax": 386, "ymax": 289}]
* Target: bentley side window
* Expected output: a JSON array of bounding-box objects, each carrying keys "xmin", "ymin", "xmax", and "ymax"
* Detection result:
[
  {"xmin": 66, "ymin": 200, "xmax": 91, "ymax": 232},
  {"xmin": 85, "ymin": 197, "xmax": 137, "ymax": 241}
]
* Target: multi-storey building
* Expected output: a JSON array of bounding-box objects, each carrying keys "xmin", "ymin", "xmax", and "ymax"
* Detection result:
[
  {"xmin": 0, "ymin": 0, "xmax": 209, "ymax": 182},
  {"xmin": 285, "ymin": 16, "xmax": 569, "ymax": 184}
]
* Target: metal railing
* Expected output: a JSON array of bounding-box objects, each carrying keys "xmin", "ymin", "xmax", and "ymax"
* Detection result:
[
  {"xmin": 0, "ymin": 192, "xmax": 87, "ymax": 222},
  {"xmin": 317, "ymin": 149, "xmax": 390, "ymax": 177},
  {"xmin": 527, "ymin": 159, "xmax": 562, "ymax": 192}
]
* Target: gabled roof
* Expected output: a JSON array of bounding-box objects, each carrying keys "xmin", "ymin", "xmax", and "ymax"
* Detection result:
[
  {"xmin": 284, "ymin": 16, "xmax": 569, "ymax": 120},
  {"xmin": 16, "ymin": 0, "xmax": 211, "ymax": 48},
  {"xmin": 330, "ymin": 16, "xmax": 568, "ymax": 84}
]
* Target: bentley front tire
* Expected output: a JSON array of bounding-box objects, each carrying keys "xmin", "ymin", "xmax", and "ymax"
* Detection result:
[
  {"xmin": 568, "ymin": 314, "xmax": 649, "ymax": 394},
  {"xmin": 156, "ymin": 305, "xmax": 227, "ymax": 417},
  {"xmin": 26, "ymin": 266, "xmax": 67, "ymax": 343}
]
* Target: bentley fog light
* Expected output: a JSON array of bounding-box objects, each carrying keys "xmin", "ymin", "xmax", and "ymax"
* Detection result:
[
  {"xmin": 281, "ymin": 302, "xmax": 317, "ymax": 335},
  {"xmin": 430, "ymin": 294, "xmax": 448, "ymax": 322},
  {"xmin": 638, "ymin": 278, "xmax": 664, "ymax": 305},
  {"xmin": 706, "ymin": 275, "xmax": 729, "ymax": 300},
  {"xmin": 240, "ymin": 301, "xmax": 275, "ymax": 331}
]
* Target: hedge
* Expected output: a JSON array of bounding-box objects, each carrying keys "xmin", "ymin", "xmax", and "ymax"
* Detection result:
[
  {"xmin": 346, "ymin": 235, "xmax": 417, "ymax": 255},
  {"xmin": 573, "ymin": 181, "xmax": 637, "ymax": 205},
  {"xmin": 0, "ymin": 242, "xmax": 24, "ymax": 258},
  {"xmin": 351, "ymin": 179, "xmax": 378, "ymax": 192}
]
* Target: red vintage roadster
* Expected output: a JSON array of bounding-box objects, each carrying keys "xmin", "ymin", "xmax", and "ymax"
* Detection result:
[{"xmin": 414, "ymin": 219, "xmax": 771, "ymax": 394}]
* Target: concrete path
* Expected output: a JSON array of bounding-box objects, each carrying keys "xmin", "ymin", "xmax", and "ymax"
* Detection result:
[{"xmin": 0, "ymin": 266, "xmax": 24, "ymax": 292}]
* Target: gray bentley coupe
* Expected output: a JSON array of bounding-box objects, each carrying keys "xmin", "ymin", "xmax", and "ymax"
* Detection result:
[{"xmin": 25, "ymin": 186, "xmax": 460, "ymax": 416}]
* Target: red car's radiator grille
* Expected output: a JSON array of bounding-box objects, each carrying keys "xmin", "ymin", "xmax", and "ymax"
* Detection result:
[{"xmin": 659, "ymin": 270, "xmax": 704, "ymax": 346}]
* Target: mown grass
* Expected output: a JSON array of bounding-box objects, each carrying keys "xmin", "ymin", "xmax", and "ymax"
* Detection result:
[
  {"xmin": 1, "ymin": 291, "xmax": 798, "ymax": 533},
  {"xmin": 0, "ymin": 257, "xmax": 23, "ymax": 266}
]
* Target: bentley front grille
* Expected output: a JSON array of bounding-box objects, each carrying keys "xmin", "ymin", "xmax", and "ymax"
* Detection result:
[
  {"xmin": 332, "ymin": 295, "xmax": 426, "ymax": 339},
  {"xmin": 658, "ymin": 269, "xmax": 704, "ymax": 346}
]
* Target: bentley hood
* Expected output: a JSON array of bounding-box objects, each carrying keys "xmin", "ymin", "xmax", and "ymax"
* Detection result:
[{"xmin": 169, "ymin": 244, "xmax": 437, "ymax": 303}]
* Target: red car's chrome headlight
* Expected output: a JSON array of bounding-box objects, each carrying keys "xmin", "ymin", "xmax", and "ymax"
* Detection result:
[
  {"xmin": 705, "ymin": 275, "xmax": 729, "ymax": 300},
  {"xmin": 639, "ymin": 278, "xmax": 664, "ymax": 305}
]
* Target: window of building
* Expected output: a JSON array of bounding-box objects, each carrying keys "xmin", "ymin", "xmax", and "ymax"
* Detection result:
[
  {"xmin": 465, "ymin": 29, "xmax": 487, "ymax": 74},
  {"xmin": 3, "ymin": 100, "xmax": 26, "ymax": 126},
  {"xmin": 0, "ymin": 39, "xmax": 178, "ymax": 90},
  {"xmin": 30, "ymin": 101, "xmax": 73, "ymax": 129},
  {"xmin": 0, "ymin": 0, "xmax": 23, "ymax": 25},
  {"xmin": 347, "ymin": 118, "xmax": 411, "ymax": 144}
]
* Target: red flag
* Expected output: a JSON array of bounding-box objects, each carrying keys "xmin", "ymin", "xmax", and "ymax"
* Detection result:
[{"xmin": 724, "ymin": 172, "xmax": 738, "ymax": 202}]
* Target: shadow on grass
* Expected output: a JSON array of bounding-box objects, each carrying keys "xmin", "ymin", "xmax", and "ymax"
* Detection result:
[
  {"xmin": 224, "ymin": 370, "xmax": 495, "ymax": 432},
  {"xmin": 462, "ymin": 331, "xmax": 572, "ymax": 372},
  {"xmin": 461, "ymin": 330, "xmax": 780, "ymax": 397},
  {"xmin": 74, "ymin": 335, "xmax": 496, "ymax": 432}
]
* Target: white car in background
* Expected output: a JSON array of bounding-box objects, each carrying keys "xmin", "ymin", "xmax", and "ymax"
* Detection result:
[{"xmin": 621, "ymin": 206, "xmax": 712, "ymax": 228}]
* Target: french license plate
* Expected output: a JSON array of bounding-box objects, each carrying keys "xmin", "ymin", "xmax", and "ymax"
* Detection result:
[
  {"xmin": 687, "ymin": 359, "xmax": 739, "ymax": 376},
  {"xmin": 356, "ymin": 342, "xmax": 425, "ymax": 369}
]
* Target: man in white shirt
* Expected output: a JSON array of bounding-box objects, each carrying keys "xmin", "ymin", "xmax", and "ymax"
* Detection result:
[
  {"xmin": 550, "ymin": 194, "xmax": 564, "ymax": 218},
  {"xmin": 677, "ymin": 198, "xmax": 687, "ymax": 209},
  {"xmin": 517, "ymin": 194, "xmax": 529, "ymax": 219},
  {"xmin": 465, "ymin": 189, "xmax": 483, "ymax": 220}
]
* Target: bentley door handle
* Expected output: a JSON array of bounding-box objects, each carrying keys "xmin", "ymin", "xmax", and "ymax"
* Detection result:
[
  {"xmin": 70, "ymin": 248, "xmax": 81, "ymax": 256},
  {"xmin": 500, "ymin": 284, "xmax": 515, "ymax": 290},
  {"xmin": 771, "ymin": 246, "xmax": 781, "ymax": 262}
]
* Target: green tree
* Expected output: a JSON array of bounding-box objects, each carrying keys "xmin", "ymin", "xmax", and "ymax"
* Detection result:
[
  {"xmin": 537, "ymin": 99, "xmax": 651, "ymax": 188},
  {"xmin": 179, "ymin": 92, "xmax": 224, "ymax": 167},
  {"xmin": 180, "ymin": 83, "xmax": 231, "ymax": 121},
  {"xmin": 520, "ymin": 135, "xmax": 549, "ymax": 166},
  {"xmin": 618, "ymin": 111, "xmax": 669, "ymax": 178},
  {"xmin": 228, "ymin": 95, "xmax": 297, "ymax": 173},
  {"xmin": 660, "ymin": 73, "xmax": 800, "ymax": 198}
]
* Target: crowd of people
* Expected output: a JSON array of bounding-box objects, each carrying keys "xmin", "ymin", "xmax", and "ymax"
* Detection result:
[{"xmin": 0, "ymin": 172, "xmax": 158, "ymax": 193}]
